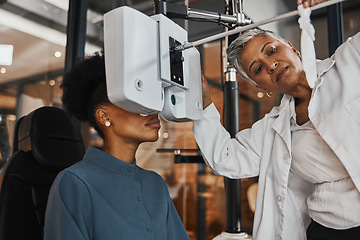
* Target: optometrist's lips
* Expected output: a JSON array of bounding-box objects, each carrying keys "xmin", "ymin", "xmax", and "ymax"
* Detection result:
[{"xmin": 276, "ymin": 66, "xmax": 289, "ymax": 82}]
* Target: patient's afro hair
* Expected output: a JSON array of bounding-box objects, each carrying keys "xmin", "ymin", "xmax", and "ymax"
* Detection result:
[{"xmin": 61, "ymin": 51, "xmax": 110, "ymax": 133}]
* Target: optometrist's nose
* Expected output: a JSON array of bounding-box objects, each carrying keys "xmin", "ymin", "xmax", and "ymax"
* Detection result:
[{"xmin": 267, "ymin": 62, "xmax": 278, "ymax": 74}]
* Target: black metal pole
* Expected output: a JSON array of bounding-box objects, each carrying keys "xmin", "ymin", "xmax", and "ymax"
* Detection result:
[
  {"xmin": 223, "ymin": 72, "xmax": 242, "ymax": 233},
  {"xmin": 154, "ymin": 0, "xmax": 166, "ymax": 15},
  {"xmin": 64, "ymin": 0, "xmax": 88, "ymax": 74},
  {"xmin": 221, "ymin": 0, "xmax": 243, "ymax": 233},
  {"xmin": 327, "ymin": 2, "xmax": 343, "ymax": 56},
  {"xmin": 63, "ymin": 0, "xmax": 88, "ymax": 141},
  {"xmin": 197, "ymin": 164, "xmax": 207, "ymax": 240},
  {"xmin": 224, "ymin": 81, "xmax": 240, "ymax": 136}
]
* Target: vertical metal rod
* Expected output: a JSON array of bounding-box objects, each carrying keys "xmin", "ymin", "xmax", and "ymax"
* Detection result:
[
  {"xmin": 220, "ymin": 0, "xmax": 243, "ymax": 234},
  {"xmin": 14, "ymin": 84, "xmax": 23, "ymax": 118},
  {"xmin": 197, "ymin": 164, "xmax": 207, "ymax": 240},
  {"xmin": 63, "ymin": 0, "xmax": 88, "ymax": 143},
  {"xmin": 64, "ymin": 0, "xmax": 88, "ymax": 74},
  {"xmin": 154, "ymin": 0, "xmax": 167, "ymax": 15},
  {"xmin": 198, "ymin": 45, "xmax": 207, "ymax": 240},
  {"xmin": 223, "ymin": 69, "xmax": 242, "ymax": 234},
  {"xmin": 327, "ymin": 2, "xmax": 343, "ymax": 55},
  {"xmin": 239, "ymin": 0, "xmax": 244, "ymax": 14}
]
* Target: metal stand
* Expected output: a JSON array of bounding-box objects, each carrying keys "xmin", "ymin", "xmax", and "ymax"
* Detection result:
[
  {"xmin": 176, "ymin": 0, "xmax": 344, "ymax": 50},
  {"xmin": 212, "ymin": 69, "xmax": 252, "ymax": 240},
  {"xmin": 213, "ymin": 231, "xmax": 251, "ymax": 240},
  {"xmin": 223, "ymin": 70, "xmax": 241, "ymax": 233}
]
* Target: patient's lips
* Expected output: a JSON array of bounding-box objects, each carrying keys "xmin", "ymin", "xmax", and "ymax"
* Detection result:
[{"xmin": 145, "ymin": 117, "xmax": 161, "ymax": 128}]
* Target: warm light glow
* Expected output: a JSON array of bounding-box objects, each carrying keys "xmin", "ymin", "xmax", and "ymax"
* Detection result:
[
  {"xmin": 0, "ymin": 67, "xmax": 6, "ymax": 74},
  {"xmin": 163, "ymin": 132, "xmax": 169, "ymax": 139},
  {"xmin": 49, "ymin": 80, "xmax": 56, "ymax": 86},
  {"xmin": 7, "ymin": 114, "xmax": 17, "ymax": 121},
  {"xmin": 54, "ymin": 51, "xmax": 62, "ymax": 58}
]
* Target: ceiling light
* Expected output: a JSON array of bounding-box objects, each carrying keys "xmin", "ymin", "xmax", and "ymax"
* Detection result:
[
  {"xmin": 0, "ymin": 67, "xmax": 6, "ymax": 74},
  {"xmin": 0, "ymin": 44, "xmax": 13, "ymax": 65},
  {"xmin": 0, "ymin": 9, "xmax": 101, "ymax": 54}
]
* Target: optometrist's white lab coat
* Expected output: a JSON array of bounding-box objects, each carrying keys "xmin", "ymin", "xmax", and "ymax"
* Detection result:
[{"xmin": 193, "ymin": 32, "xmax": 360, "ymax": 240}]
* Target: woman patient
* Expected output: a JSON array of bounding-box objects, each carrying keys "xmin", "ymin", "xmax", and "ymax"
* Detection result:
[{"xmin": 44, "ymin": 52, "xmax": 190, "ymax": 240}]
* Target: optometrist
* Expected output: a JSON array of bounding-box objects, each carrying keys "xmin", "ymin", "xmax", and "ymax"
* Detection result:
[{"xmin": 193, "ymin": 0, "xmax": 360, "ymax": 239}]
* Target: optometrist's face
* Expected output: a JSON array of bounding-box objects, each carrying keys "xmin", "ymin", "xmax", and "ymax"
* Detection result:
[{"xmin": 240, "ymin": 35, "xmax": 305, "ymax": 94}]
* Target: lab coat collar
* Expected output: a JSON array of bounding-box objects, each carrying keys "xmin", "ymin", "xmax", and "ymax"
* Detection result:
[
  {"xmin": 312, "ymin": 57, "xmax": 335, "ymax": 92},
  {"xmin": 268, "ymin": 95, "xmax": 294, "ymax": 153},
  {"xmin": 265, "ymin": 57, "xmax": 335, "ymax": 154},
  {"xmin": 268, "ymin": 94, "xmax": 293, "ymax": 118},
  {"xmin": 317, "ymin": 57, "xmax": 335, "ymax": 77},
  {"xmin": 267, "ymin": 57, "xmax": 334, "ymax": 118}
]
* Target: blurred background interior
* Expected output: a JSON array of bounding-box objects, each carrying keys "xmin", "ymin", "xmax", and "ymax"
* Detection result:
[{"xmin": 0, "ymin": 0, "xmax": 359, "ymax": 239}]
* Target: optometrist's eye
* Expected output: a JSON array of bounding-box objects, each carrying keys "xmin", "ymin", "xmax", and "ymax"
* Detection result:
[
  {"xmin": 255, "ymin": 65, "xmax": 263, "ymax": 74},
  {"xmin": 268, "ymin": 47, "xmax": 276, "ymax": 56}
]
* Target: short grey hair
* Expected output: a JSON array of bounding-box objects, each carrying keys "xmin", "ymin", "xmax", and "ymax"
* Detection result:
[{"xmin": 226, "ymin": 28, "xmax": 287, "ymax": 85}]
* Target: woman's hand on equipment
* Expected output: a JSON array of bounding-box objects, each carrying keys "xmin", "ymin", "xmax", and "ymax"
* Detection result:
[
  {"xmin": 201, "ymin": 72, "xmax": 212, "ymax": 110},
  {"xmin": 297, "ymin": 0, "xmax": 328, "ymax": 7}
]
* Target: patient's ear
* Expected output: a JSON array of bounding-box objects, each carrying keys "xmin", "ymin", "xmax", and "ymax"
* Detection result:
[{"xmin": 96, "ymin": 106, "xmax": 111, "ymax": 127}]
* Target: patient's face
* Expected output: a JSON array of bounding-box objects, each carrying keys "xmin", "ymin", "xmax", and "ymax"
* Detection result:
[{"xmin": 106, "ymin": 104, "xmax": 161, "ymax": 144}]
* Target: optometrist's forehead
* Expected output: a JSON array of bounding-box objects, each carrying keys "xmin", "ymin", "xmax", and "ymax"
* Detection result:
[
  {"xmin": 244, "ymin": 35, "xmax": 279, "ymax": 55},
  {"xmin": 241, "ymin": 35, "xmax": 277, "ymax": 73}
]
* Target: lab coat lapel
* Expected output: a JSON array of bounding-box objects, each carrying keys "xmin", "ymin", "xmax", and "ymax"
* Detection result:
[{"xmin": 269, "ymin": 95, "xmax": 293, "ymax": 154}]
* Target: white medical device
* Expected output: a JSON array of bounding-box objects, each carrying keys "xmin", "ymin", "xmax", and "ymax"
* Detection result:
[{"xmin": 103, "ymin": 6, "xmax": 203, "ymax": 122}]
